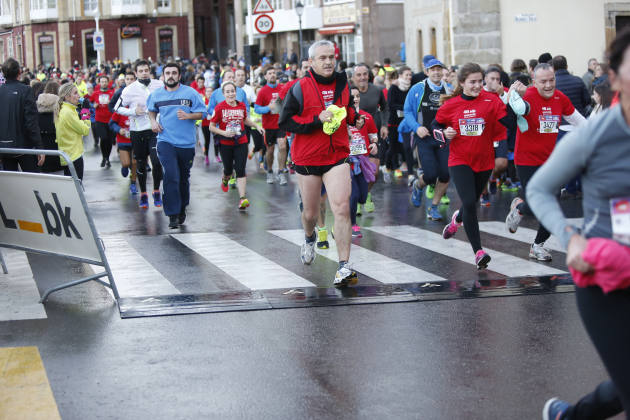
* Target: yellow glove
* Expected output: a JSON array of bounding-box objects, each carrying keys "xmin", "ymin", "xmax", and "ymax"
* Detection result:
[{"xmin": 323, "ymin": 105, "xmax": 347, "ymax": 135}]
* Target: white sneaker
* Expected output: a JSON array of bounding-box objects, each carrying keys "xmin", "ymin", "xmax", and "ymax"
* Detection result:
[
  {"xmin": 529, "ymin": 242, "xmax": 552, "ymax": 261},
  {"xmin": 300, "ymin": 240, "xmax": 316, "ymax": 265},
  {"xmin": 383, "ymin": 170, "xmax": 392, "ymax": 184},
  {"xmin": 334, "ymin": 263, "xmax": 358, "ymax": 287},
  {"xmin": 506, "ymin": 197, "xmax": 524, "ymax": 233},
  {"xmin": 278, "ymin": 172, "xmax": 288, "ymax": 185},
  {"xmin": 266, "ymin": 172, "xmax": 274, "ymax": 184}
]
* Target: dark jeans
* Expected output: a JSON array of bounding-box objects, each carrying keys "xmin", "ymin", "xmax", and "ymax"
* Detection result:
[
  {"xmin": 449, "ymin": 165, "xmax": 492, "ymax": 253},
  {"xmin": 156, "ymin": 142, "xmax": 194, "ymax": 217},
  {"xmin": 93, "ymin": 121, "xmax": 115, "ymax": 162},
  {"xmin": 350, "ymin": 171, "xmax": 369, "ymax": 225},
  {"xmin": 516, "ymin": 165, "xmax": 551, "ymax": 245},
  {"xmin": 219, "ymin": 143, "xmax": 248, "ymax": 178},
  {"xmin": 563, "ymin": 286, "xmax": 630, "ymax": 419},
  {"xmin": 63, "ymin": 156, "xmax": 84, "ymax": 180},
  {"xmin": 416, "ymin": 134, "xmax": 450, "ymax": 185},
  {"xmin": 131, "ymin": 129, "xmax": 163, "ymax": 193},
  {"xmin": 1, "ymin": 154, "xmax": 39, "ymax": 172}
]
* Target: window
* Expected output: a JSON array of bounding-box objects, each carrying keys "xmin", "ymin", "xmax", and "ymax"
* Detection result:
[
  {"xmin": 31, "ymin": 0, "xmax": 56, "ymax": 10},
  {"xmin": 269, "ymin": 0, "xmax": 282, "ymax": 10},
  {"xmin": 0, "ymin": 0, "xmax": 10, "ymax": 15},
  {"xmin": 111, "ymin": 0, "xmax": 141, "ymax": 5},
  {"xmin": 83, "ymin": 0, "xmax": 98, "ymax": 13},
  {"xmin": 157, "ymin": 0, "xmax": 170, "ymax": 8},
  {"xmin": 292, "ymin": 0, "xmax": 313, "ymax": 6},
  {"xmin": 323, "ymin": 0, "xmax": 353, "ymax": 4}
]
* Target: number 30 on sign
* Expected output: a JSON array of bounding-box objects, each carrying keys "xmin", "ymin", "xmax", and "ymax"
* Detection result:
[{"xmin": 255, "ymin": 14, "xmax": 274, "ymax": 34}]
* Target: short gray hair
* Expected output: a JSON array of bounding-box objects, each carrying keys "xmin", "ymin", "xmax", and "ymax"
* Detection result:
[
  {"xmin": 308, "ymin": 40, "xmax": 335, "ymax": 59},
  {"xmin": 533, "ymin": 63, "xmax": 553, "ymax": 79}
]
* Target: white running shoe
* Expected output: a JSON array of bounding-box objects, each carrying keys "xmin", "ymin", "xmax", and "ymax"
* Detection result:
[
  {"xmin": 266, "ymin": 172, "xmax": 275, "ymax": 184},
  {"xmin": 300, "ymin": 240, "xmax": 316, "ymax": 265},
  {"xmin": 529, "ymin": 243, "xmax": 552, "ymax": 261},
  {"xmin": 506, "ymin": 197, "xmax": 524, "ymax": 233},
  {"xmin": 334, "ymin": 263, "xmax": 358, "ymax": 288},
  {"xmin": 278, "ymin": 172, "xmax": 288, "ymax": 185}
]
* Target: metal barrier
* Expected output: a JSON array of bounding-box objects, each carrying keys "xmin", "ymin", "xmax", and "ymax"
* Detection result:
[{"xmin": 0, "ymin": 148, "xmax": 119, "ymax": 302}]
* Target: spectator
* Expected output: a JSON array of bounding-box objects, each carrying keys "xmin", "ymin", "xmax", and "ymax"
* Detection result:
[
  {"xmin": 552, "ymin": 55, "xmax": 592, "ymax": 117},
  {"xmin": 0, "ymin": 58, "xmax": 44, "ymax": 171},
  {"xmin": 582, "ymin": 58, "xmax": 599, "ymax": 92},
  {"xmin": 37, "ymin": 81, "xmax": 62, "ymax": 173},
  {"xmin": 56, "ymin": 82, "xmax": 91, "ymax": 180}
]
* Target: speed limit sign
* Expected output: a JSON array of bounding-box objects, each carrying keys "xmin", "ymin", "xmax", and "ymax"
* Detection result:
[{"xmin": 255, "ymin": 14, "xmax": 274, "ymax": 34}]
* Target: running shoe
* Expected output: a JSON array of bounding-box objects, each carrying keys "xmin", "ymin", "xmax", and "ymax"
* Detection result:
[
  {"xmin": 248, "ymin": 151, "xmax": 254, "ymax": 160},
  {"xmin": 542, "ymin": 398, "xmax": 570, "ymax": 420},
  {"xmin": 530, "ymin": 242, "xmax": 552, "ymax": 261},
  {"xmin": 168, "ymin": 215, "xmax": 179, "ymax": 229},
  {"xmin": 278, "ymin": 172, "xmax": 288, "ymax": 185},
  {"xmin": 442, "ymin": 210, "xmax": 462, "ymax": 239},
  {"xmin": 266, "ymin": 172, "xmax": 274, "ymax": 184},
  {"xmin": 352, "ymin": 225, "xmax": 363, "ymax": 238},
  {"xmin": 205, "ymin": 156, "xmax": 210, "ymax": 166},
  {"xmin": 139, "ymin": 193, "xmax": 149, "ymax": 209},
  {"xmin": 480, "ymin": 192, "xmax": 491, "ymax": 207},
  {"xmin": 100, "ymin": 158, "xmax": 106, "ymax": 168},
  {"xmin": 129, "ymin": 182, "xmax": 138, "ymax": 195},
  {"xmin": 215, "ymin": 156, "xmax": 222, "ymax": 163},
  {"xmin": 475, "ymin": 249, "xmax": 491, "ymax": 270},
  {"xmin": 489, "ymin": 178, "xmax": 498, "ymax": 194},
  {"xmin": 153, "ymin": 190, "xmax": 162, "ymax": 207},
  {"xmin": 300, "ymin": 236, "xmax": 317, "ymax": 265},
  {"xmin": 317, "ymin": 228, "xmax": 329, "ymax": 249},
  {"xmin": 221, "ymin": 178, "xmax": 229, "ymax": 192},
  {"xmin": 425, "ymin": 184, "xmax": 435, "ymax": 199},
  {"xmin": 394, "ymin": 169, "xmax": 403, "ymax": 178},
  {"xmin": 238, "ymin": 197, "xmax": 250, "ymax": 210},
  {"xmin": 506, "ymin": 197, "xmax": 524, "ymax": 233},
  {"xmin": 229, "ymin": 176, "xmax": 236, "ymax": 189},
  {"xmin": 178, "ymin": 208, "xmax": 187, "ymax": 225},
  {"xmin": 411, "ymin": 179, "xmax": 423, "ymax": 208},
  {"xmin": 501, "ymin": 180, "xmax": 519, "ymax": 192},
  {"xmin": 121, "ymin": 166, "xmax": 129, "ymax": 178},
  {"xmin": 407, "ymin": 174, "xmax": 415, "ymax": 187},
  {"xmin": 383, "ymin": 169, "xmax": 392, "ymax": 184},
  {"xmin": 106, "ymin": 160, "xmax": 111, "ymax": 169},
  {"xmin": 440, "ymin": 194, "xmax": 450, "ymax": 205},
  {"xmin": 334, "ymin": 262, "xmax": 358, "ymax": 288},
  {"xmin": 426, "ymin": 204, "xmax": 442, "ymax": 221},
  {"xmin": 356, "ymin": 204, "xmax": 362, "ymax": 216},
  {"xmin": 364, "ymin": 193, "xmax": 375, "ymax": 213}
]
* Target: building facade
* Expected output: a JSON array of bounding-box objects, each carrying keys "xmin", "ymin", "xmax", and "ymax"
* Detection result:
[
  {"xmin": 0, "ymin": 0, "xmax": 195, "ymax": 70},
  {"xmin": 404, "ymin": 0, "xmax": 630, "ymax": 74}
]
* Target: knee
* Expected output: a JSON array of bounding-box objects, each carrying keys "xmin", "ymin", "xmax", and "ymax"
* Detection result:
[
  {"xmin": 495, "ymin": 159, "xmax": 508, "ymax": 173},
  {"xmin": 329, "ymin": 200, "xmax": 350, "ymax": 219}
]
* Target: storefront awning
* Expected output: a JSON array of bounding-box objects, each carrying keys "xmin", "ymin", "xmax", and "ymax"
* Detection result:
[{"xmin": 318, "ymin": 25, "xmax": 354, "ymax": 35}]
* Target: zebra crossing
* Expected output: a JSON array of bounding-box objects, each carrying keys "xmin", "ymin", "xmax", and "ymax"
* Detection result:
[{"xmin": 1, "ymin": 221, "xmax": 573, "ymax": 320}]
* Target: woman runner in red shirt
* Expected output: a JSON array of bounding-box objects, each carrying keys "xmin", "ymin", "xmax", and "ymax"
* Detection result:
[{"xmin": 432, "ymin": 63, "xmax": 509, "ymax": 269}]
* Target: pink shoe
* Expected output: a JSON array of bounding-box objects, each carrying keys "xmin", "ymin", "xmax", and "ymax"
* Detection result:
[
  {"xmin": 351, "ymin": 224, "xmax": 363, "ymax": 238},
  {"xmin": 475, "ymin": 249, "xmax": 491, "ymax": 270},
  {"xmin": 442, "ymin": 210, "xmax": 462, "ymax": 239},
  {"xmin": 205, "ymin": 156, "xmax": 210, "ymax": 166},
  {"xmin": 215, "ymin": 156, "xmax": 222, "ymax": 163}
]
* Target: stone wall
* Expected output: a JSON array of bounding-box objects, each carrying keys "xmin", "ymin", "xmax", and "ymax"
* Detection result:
[{"xmin": 452, "ymin": 0, "xmax": 501, "ymax": 66}]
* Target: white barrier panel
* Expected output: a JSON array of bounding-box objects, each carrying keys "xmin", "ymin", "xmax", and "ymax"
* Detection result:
[{"xmin": 0, "ymin": 171, "xmax": 101, "ymax": 263}]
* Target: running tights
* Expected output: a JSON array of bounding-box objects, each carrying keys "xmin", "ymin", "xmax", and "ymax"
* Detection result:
[
  {"xmin": 449, "ymin": 165, "xmax": 492, "ymax": 253},
  {"xmin": 516, "ymin": 165, "xmax": 551, "ymax": 245},
  {"xmin": 131, "ymin": 129, "xmax": 163, "ymax": 193},
  {"xmin": 219, "ymin": 143, "xmax": 248, "ymax": 178}
]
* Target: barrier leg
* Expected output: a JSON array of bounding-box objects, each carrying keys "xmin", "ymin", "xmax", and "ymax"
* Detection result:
[
  {"xmin": 39, "ymin": 271, "xmax": 110, "ymax": 303},
  {"xmin": 0, "ymin": 249, "xmax": 7, "ymax": 274}
]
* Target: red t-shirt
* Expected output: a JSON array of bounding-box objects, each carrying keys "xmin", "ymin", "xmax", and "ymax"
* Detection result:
[
  {"xmin": 255, "ymin": 83, "xmax": 282, "ymax": 129},
  {"xmin": 202, "ymin": 95, "xmax": 211, "ymax": 127},
  {"xmin": 318, "ymin": 81, "xmax": 335, "ymax": 108},
  {"xmin": 515, "ymin": 87, "xmax": 575, "ymax": 166},
  {"xmin": 90, "ymin": 89, "xmax": 114, "ymax": 123},
  {"xmin": 435, "ymin": 90, "xmax": 507, "ymax": 172},
  {"xmin": 110, "ymin": 112, "xmax": 131, "ymax": 146},
  {"xmin": 210, "ymin": 100, "xmax": 248, "ymax": 146}
]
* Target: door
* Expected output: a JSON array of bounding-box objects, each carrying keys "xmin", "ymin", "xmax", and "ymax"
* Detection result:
[{"xmin": 121, "ymin": 38, "xmax": 140, "ymax": 63}]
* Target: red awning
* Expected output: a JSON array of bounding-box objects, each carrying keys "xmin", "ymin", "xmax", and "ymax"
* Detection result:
[{"xmin": 319, "ymin": 25, "xmax": 354, "ymax": 35}]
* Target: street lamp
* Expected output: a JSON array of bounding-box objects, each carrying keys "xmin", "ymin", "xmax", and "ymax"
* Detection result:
[
  {"xmin": 295, "ymin": 1, "xmax": 304, "ymax": 62},
  {"xmin": 94, "ymin": 7, "xmax": 101, "ymax": 68}
]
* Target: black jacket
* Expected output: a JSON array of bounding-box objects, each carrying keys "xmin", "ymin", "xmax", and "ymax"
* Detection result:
[
  {"xmin": 555, "ymin": 70, "xmax": 591, "ymax": 117},
  {"xmin": 0, "ymin": 79, "xmax": 42, "ymax": 150}
]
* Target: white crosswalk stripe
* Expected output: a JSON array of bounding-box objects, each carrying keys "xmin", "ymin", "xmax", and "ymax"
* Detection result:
[
  {"xmin": 478, "ymin": 221, "xmax": 565, "ymax": 252},
  {"xmin": 0, "ymin": 249, "xmax": 47, "ymax": 321},
  {"xmin": 268, "ymin": 229, "xmax": 446, "ymax": 283},
  {"xmin": 172, "ymin": 232, "xmax": 316, "ymax": 289},
  {"xmin": 365, "ymin": 225, "xmax": 567, "ymax": 277}
]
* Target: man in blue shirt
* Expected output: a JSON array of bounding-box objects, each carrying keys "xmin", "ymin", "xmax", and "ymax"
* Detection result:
[
  {"xmin": 148, "ymin": 62, "xmax": 207, "ymax": 229},
  {"xmin": 207, "ymin": 69, "xmax": 248, "ymax": 115}
]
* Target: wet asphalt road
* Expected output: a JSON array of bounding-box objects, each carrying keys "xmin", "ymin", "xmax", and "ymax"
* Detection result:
[{"xmin": 1, "ymin": 137, "xmax": 614, "ymax": 419}]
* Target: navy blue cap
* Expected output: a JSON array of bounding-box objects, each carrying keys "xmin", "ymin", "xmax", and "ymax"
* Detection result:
[
  {"xmin": 424, "ymin": 58, "xmax": 446, "ymax": 69},
  {"xmin": 422, "ymin": 54, "xmax": 436, "ymax": 68}
]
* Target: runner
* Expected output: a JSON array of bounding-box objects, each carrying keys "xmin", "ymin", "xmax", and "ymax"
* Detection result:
[
  {"xmin": 109, "ymin": 105, "xmax": 137, "ymax": 194},
  {"xmin": 90, "ymin": 75, "xmax": 116, "ymax": 168},
  {"xmin": 255, "ymin": 65, "xmax": 288, "ymax": 185},
  {"xmin": 115, "ymin": 60, "xmax": 164, "ymax": 209},
  {"xmin": 435, "ymin": 63, "xmax": 509, "ymax": 269},
  {"xmin": 279, "ymin": 40, "xmax": 365, "ymax": 287},
  {"xmin": 200, "ymin": 85, "xmax": 218, "ymax": 166},
  {"xmin": 504, "ymin": 63, "xmax": 585, "ymax": 261},
  {"xmin": 385, "ymin": 66, "xmax": 414, "ymax": 186},
  {"xmin": 147, "ymin": 62, "xmax": 207, "ymax": 229},
  {"xmin": 209, "ymin": 81, "xmax": 263, "ymax": 210},
  {"xmin": 404, "ymin": 57, "xmax": 452, "ymax": 220}
]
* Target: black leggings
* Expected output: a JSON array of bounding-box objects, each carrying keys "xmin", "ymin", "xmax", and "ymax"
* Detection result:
[
  {"xmin": 563, "ymin": 286, "xmax": 630, "ymax": 419},
  {"xmin": 93, "ymin": 121, "xmax": 115, "ymax": 162},
  {"xmin": 449, "ymin": 165, "xmax": 492, "ymax": 253},
  {"xmin": 251, "ymin": 128, "xmax": 266, "ymax": 155},
  {"xmin": 201, "ymin": 126, "xmax": 219, "ymax": 158},
  {"xmin": 131, "ymin": 129, "xmax": 163, "ymax": 193},
  {"xmin": 516, "ymin": 165, "xmax": 551, "ymax": 245},
  {"xmin": 63, "ymin": 156, "xmax": 84, "ymax": 180},
  {"xmin": 386, "ymin": 130, "xmax": 415, "ymax": 172},
  {"xmin": 219, "ymin": 143, "xmax": 248, "ymax": 178}
]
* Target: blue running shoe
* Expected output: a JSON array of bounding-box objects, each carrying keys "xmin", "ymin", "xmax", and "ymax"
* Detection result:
[
  {"xmin": 426, "ymin": 204, "xmax": 442, "ymax": 220},
  {"xmin": 411, "ymin": 179, "xmax": 423, "ymax": 207},
  {"xmin": 139, "ymin": 193, "xmax": 149, "ymax": 209},
  {"xmin": 480, "ymin": 193, "xmax": 491, "ymax": 207},
  {"xmin": 542, "ymin": 398, "xmax": 570, "ymax": 420},
  {"xmin": 129, "ymin": 182, "xmax": 138, "ymax": 195},
  {"xmin": 489, "ymin": 179, "xmax": 497, "ymax": 194},
  {"xmin": 121, "ymin": 166, "xmax": 129, "ymax": 178},
  {"xmin": 152, "ymin": 190, "xmax": 163, "ymax": 207}
]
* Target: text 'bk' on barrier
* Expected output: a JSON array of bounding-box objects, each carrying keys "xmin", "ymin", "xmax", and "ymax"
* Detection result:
[{"xmin": 0, "ymin": 148, "xmax": 119, "ymax": 303}]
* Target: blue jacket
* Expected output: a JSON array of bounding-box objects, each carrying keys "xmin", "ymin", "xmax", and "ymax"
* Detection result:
[
  {"xmin": 555, "ymin": 70, "xmax": 591, "ymax": 116},
  {"xmin": 399, "ymin": 80, "xmax": 451, "ymax": 135}
]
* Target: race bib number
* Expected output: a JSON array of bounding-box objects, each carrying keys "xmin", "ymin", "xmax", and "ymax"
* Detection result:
[
  {"xmin": 458, "ymin": 118, "xmax": 485, "ymax": 136},
  {"xmin": 226, "ymin": 121, "xmax": 241, "ymax": 136},
  {"xmin": 610, "ymin": 197, "xmax": 630, "ymax": 246},
  {"xmin": 99, "ymin": 94, "xmax": 109, "ymax": 105},
  {"xmin": 539, "ymin": 115, "xmax": 560, "ymax": 134},
  {"xmin": 349, "ymin": 131, "xmax": 368, "ymax": 156}
]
